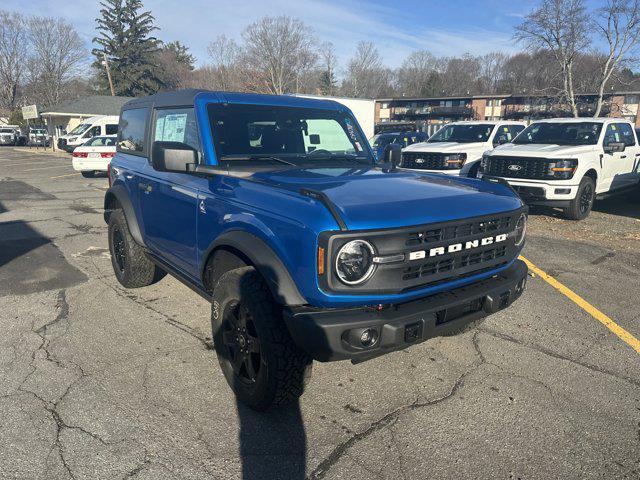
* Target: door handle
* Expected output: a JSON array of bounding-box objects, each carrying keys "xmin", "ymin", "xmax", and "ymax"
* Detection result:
[{"xmin": 138, "ymin": 182, "xmax": 152, "ymax": 193}]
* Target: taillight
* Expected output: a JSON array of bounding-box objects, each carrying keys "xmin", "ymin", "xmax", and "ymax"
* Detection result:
[
  {"xmin": 100, "ymin": 152, "xmax": 115, "ymax": 158},
  {"xmin": 72, "ymin": 152, "xmax": 88, "ymax": 158}
]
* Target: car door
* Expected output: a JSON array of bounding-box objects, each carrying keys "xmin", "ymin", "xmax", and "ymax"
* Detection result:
[
  {"xmin": 601, "ymin": 123, "xmax": 636, "ymax": 191},
  {"xmin": 137, "ymin": 107, "xmax": 200, "ymax": 278}
]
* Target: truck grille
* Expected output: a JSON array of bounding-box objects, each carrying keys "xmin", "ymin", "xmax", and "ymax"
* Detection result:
[
  {"xmin": 320, "ymin": 209, "xmax": 524, "ymax": 295},
  {"xmin": 485, "ymin": 156, "xmax": 550, "ymax": 179},
  {"xmin": 401, "ymin": 152, "xmax": 446, "ymax": 169}
]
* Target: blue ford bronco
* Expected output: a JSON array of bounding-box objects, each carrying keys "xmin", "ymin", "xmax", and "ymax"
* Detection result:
[{"xmin": 104, "ymin": 90, "xmax": 528, "ymax": 410}]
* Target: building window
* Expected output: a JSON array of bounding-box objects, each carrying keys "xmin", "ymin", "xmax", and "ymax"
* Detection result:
[
  {"xmin": 625, "ymin": 95, "xmax": 639, "ymax": 105},
  {"xmin": 487, "ymin": 100, "xmax": 493, "ymax": 107}
]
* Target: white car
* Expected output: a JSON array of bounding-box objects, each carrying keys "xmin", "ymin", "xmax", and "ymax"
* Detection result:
[
  {"xmin": 400, "ymin": 121, "xmax": 526, "ymax": 177},
  {"xmin": 29, "ymin": 128, "xmax": 50, "ymax": 146},
  {"xmin": 0, "ymin": 127, "xmax": 17, "ymax": 146},
  {"xmin": 72, "ymin": 135, "xmax": 116, "ymax": 178},
  {"xmin": 479, "ymin": 117, "xmax": 640, "ymax": 220}
]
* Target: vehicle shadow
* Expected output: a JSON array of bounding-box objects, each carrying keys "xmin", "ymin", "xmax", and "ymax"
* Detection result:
[
  {"xmin": 592, "ymin": 191, "xmax": 640, "ymax": 220},
  {"xmin": 236, "ymin": 400, "xmax": 306, "ymax": 480}
]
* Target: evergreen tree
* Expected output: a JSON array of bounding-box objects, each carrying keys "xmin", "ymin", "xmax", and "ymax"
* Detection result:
[
  {"xmin": 319, "ymin": 69, "xmax": 337, "ymax": 96},
  {"xmin": 92, "ymin": 0, "xmax": 162, "ymax": 96}
]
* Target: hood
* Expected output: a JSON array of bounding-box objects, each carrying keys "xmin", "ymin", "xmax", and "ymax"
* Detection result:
[
  {"xmin": 403, "ymin": 141, "xmax": 487, "ymax": 154},
  {"xmin": 492, "ymin": 143, "xmax": 597, "ymax": 157},
  {"xmin": 251, "ymin": 166, "xmax": 522, "ymax": 231}
]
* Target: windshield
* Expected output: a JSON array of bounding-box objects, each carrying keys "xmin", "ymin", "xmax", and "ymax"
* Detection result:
[
  {"xmin": 428, "ymin": 124, "xmax": 493, "ymax": 143},
  {"xmin": 208, "ymin": 104, "xmax": 372, "ymax": 165},
  {"xmin": 513, "ymin": 122, "xmax": 602, "ymax": 145},
  {"xmin": 32, "ymin": 129, "xmax": 46, "ymax": 134},
  {"xmin": 369, "ymin": 134, "xmax": 395, "ymax": 147},
  {"xmin": 68, "ymin": 123, "xmax": 91, "ymax": 136}
]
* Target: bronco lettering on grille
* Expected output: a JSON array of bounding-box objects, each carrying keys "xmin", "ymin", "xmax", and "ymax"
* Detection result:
[{"xmin": 409, "ymin": 233, "xmax": 507, "ymax": 260}]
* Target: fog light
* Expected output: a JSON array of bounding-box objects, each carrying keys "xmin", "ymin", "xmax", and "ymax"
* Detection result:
[{"xmin": 360, "ymin": 328, "xmax": 378, "ymax": 347}]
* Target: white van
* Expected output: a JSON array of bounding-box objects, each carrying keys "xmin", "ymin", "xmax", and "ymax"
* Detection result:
[{"xmin": 57, "ymin": 115, "xmax": 119, "ymax": 153}]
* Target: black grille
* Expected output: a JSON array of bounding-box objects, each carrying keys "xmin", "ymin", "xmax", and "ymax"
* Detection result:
[
  {"xmin": 485, "ymin": 156, "xmax": 551, "ymax": 179},
  {"xmin": 401, "ymin": 152, "xmax": 447, "ymax": 169},
  {"xmin": 402, "ymin": 246, "xmax": 507, "ymax": 281},
  {"xmin": 405, "ymin": 215, "xmax": 512, "ymax": 247}
]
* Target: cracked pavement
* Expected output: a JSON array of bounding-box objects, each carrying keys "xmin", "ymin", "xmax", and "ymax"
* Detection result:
[{"xmin": 0, "ymin": 148, "xmax": 638, "ymax": 479}]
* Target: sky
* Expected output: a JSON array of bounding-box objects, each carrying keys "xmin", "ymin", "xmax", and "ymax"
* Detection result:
[{"xmin": 5, "ymin": 0, "xmax": 539, "ymax": 68}]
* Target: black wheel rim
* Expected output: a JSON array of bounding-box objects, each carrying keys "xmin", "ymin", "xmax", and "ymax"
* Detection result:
[
  {"xmin": 112, "ymin": 226, "xmax": 126, "ymax": 273},
  {"xmin": 580, "ymin": 184, "xmax": 593, "ymax": 214},
  {"xmin": 221, "ymin": 302, "xmax": 262, "ymax": 385}
]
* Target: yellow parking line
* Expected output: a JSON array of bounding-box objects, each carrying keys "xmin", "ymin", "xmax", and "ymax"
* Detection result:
[
  {"xmin": 50, "ymin": 172, "xmax": 81, "ymax": 179},
  {"xmin": 520, "ymin": 255, "xmax": 640, "ymax": 354}
]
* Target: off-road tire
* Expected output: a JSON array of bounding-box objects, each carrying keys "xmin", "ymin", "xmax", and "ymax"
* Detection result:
[
  {"xmin": 81, "ymin": 171, "xmax": 95, "ymax": 178},
  {"xmin": 211, "ymin": 266, "xmax": 312, "ymax": 411},
  {"xmin": 107, "ymin": 209, "xmax": 165, "ymax": 288},
  {"xmin": 563, "ymin": 176, "xmax": 595, "ymax": 220}
]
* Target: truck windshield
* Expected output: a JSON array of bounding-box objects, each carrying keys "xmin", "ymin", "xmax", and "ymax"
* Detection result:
[
  {"xmin": 513, "ymin": 122, "xmax": 602, "ymax": 146},
  {"xmin": 207, "ymin": 104, "xmax": 372, "ymax": 165},
  {"xmin": 428, "ymin": 124, "xmax": 493, "ymax": 143},
  {"xmin": 68, "ymin": 123, "xmax": 91, "ymax": 136}
]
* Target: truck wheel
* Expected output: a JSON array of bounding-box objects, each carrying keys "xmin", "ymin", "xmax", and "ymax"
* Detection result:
[
  {"xmin": 81, "ymin": 171, "xmax": 95, "ymax": 178},
  {"xmin": 467, "ymin": 163, "xmax": 480, "ymax": 178},
  {"xmin": 107, "ymin": 209, "xmax": 165, "ymax": 288},
  {"xmin": 563, "ymin": 177, "xmax": 595, "ymax": 220},
  {"xmin": 211, "ymin": 267, "xmax": 312, "ymax": 411}
]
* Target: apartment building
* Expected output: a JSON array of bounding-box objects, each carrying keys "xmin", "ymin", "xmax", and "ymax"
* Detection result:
[{"xmin": 375, "ymin": 92, "xmax": 640, "ymax": 133}]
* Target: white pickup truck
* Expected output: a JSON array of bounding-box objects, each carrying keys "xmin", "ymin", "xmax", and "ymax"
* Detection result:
[
  {"xmin": 479, "ymin": 117, "xmax": 640, "ymax": 220},
  {"xmin": 400, "ymin": 120, "xmax": 526, "ymax": 177}
]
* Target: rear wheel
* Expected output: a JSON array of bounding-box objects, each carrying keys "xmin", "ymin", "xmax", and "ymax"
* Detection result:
[
  {"xmin": 81, "ymin": 170, "xmax": 95, "ymax": 178},
  {"xmin": 563, "ymin": 177, "xmax": 595, "ymax": 220},
  {"xmin": 211, "ymin": 267, "xmax": 312, "ymax": 411},
  {"xmin": 107, "ymin": 209, "xmax": 165, "ymax": 288}
]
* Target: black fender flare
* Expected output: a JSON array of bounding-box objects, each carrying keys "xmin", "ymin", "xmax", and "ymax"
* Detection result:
[
  {"xmin": 103, "ymin": 184, "xmax": 146, "ymax": 247},
  {"xmin": 203, "ymin": 230, "xmax": 307, "ymax": 306}
]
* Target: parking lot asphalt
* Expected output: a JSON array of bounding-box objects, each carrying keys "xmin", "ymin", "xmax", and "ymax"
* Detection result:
[{"xmin": 0, "ymin": 147, "xmax": 638, "ymax": 480}]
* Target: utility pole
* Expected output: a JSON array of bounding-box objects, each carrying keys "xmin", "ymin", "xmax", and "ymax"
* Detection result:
[{"xmin": 102, "ymin": 53, "xmax": 116, "ymax": 96}]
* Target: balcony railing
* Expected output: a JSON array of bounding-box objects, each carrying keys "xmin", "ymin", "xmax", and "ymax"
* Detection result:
[{"xmin": 397, "ymin": 105, "xmax": 474, "ymax": 118}]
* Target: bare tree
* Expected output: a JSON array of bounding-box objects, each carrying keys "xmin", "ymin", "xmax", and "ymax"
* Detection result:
[
  {"xmin": 0, "ymin": 10, "xmax": 27, "ymax": 110},
  {"xmin": 206, "ymin": 34, "xmax": 242, "ymax": 91},
  {"xmin": 593, "ymin": 0, "xmax": 640, "ymax": 116},
  {"xmin": 479, "ymin": 52, "xmax": 509, "ymax": 94},
  {"xmin": 26, "ymin": 16, "xmax": 86, "ymax": 108},
  {"xmin": 397, "ymin": 50, "xmax": 444, "ymax": 97},
  {"xmin": 241, "ymin": 16, "xmax": 317, "ymax": 95},
  {"xmin": 343, "ymin": 41, "xmax": 394, "ymax": 98},
  {"xmin": 516, "ymin": 0, "xmax": 591, "ymax": 117}
]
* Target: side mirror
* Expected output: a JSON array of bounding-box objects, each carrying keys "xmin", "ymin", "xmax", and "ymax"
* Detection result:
[
  {"xmin": 604, "ymin": 141, "xmax": 625, "ymax": 154},
  {"xmin": 151, "ymin": 141, "xmax": 198, "ymax": 172},
  {"xmin": 383, "ymin": 143, "xmax": 402, "ymax": 168}
]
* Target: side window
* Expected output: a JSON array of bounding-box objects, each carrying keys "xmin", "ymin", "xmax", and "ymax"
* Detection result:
[
  {"xmin": 603, "ymin": 124, "xmax": 620, "ymax": 147},
  {"xmin": 493, "ymin": 125, "xmax": 512, "ymax": 146},
  {"xmin": 105, "ymin": 124, "xmax": 118, "ymax": 135},
  {"xmin": 616, "ymin": 123, "xmax": 635, "ymax": 147},
  {"xmin": 153, "ymin": 108, "xmax": 199, "ymax": 151},
  {"xmin": 118, "ymin": 108, "xmax": 148, "ymax": 153},
  {"xmin": 84, "ymin": 126, "xmax": 100, "ymax": 138}
]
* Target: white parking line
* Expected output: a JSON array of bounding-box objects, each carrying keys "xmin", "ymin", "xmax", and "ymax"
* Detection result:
[{"xmin": 1, "ymin": 161, "xmax": 68, "ymax": 167}]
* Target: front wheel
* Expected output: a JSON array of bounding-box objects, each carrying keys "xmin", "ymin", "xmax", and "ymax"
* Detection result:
[
  {"xmin": 563, "ymin": 177, "xmax": 595, "ymax": 220},
  {"xmin": 211, "ymin": 267, "xmax": 312, "ymax": 411}
]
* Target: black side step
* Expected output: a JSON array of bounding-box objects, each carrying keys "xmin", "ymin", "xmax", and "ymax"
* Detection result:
[{"xmin": 300, "ymin": 188, "xmax": 348, "ymax": 231}]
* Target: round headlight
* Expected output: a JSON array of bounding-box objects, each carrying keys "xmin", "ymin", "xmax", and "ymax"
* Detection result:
[
  {"xmin": 335, "ymin": 240, "xmax": 376, "ymax": 285},
  {"xmin": 514, "ymin": 213, "xmax": 527, "ymax": 246}
]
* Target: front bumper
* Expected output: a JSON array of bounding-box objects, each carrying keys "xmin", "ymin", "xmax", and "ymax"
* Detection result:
[
  {"xmin": 478, "ymin": 175, "xmax": 578, "ymax": 207},
  {"xmin": 284, "ymin": 259, "xmax": 527, "ymax": 363}
]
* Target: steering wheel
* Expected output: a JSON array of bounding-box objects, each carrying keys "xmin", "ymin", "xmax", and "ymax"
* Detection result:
[{"xmin": 307, "ymin": 149, "xmax": 332, "ymax": 156}]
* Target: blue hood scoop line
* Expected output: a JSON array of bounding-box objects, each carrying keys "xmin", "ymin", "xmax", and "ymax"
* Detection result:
[{"xmin": 300, "ymin": 188, "xmax": 348, "ymax": 231}]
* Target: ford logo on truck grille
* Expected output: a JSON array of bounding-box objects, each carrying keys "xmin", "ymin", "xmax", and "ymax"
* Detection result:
[{"xmin": 508, "ymin": 164, "xmax": 522, "ymax": 171}]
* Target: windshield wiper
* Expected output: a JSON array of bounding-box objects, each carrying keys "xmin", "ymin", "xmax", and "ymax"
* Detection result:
[
  {"xmin": 304, "ymin": 153, "xmax": 371, "ymax": 164},
  {"xmin": 221, "ymin": 155, "xmax": 298, "ymax": 166}
]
